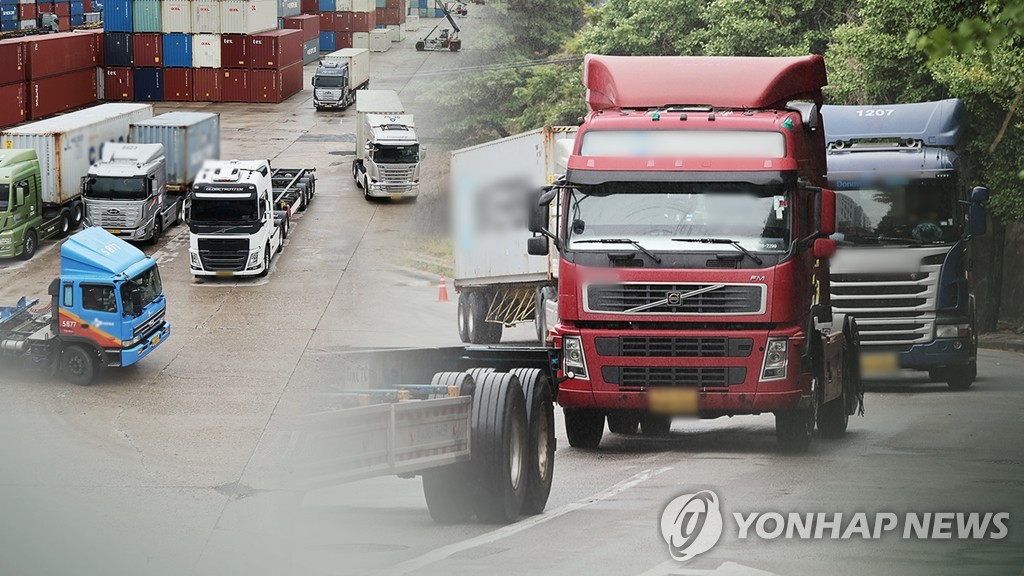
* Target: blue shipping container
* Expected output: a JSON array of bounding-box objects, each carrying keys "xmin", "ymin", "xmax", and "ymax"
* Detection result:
[
  {"xmin": 0, "ymin": 7, "xmax": 16, "ymax": 19},
  {"xmin": 70, "ymin": 2, "xmax": 85, "ymax": 15},
  {"xmin": 134, "ymin": 68, "xmax": 163, "ymax": 101},
  {"xmin": 319, "ymin": 31, "xmax": 335, "ymax": 52},
  {"xmin": 0, "ymin": 20, "xmax": 15, "ymax": 32},
  {"xmin": 318, "ymin": 0, "xmax": 334, "ymax": 11},
  {"xmin": 0, "ymin": 0, "xmax": 17, "ymax": 6},
  {"xmin": 70, "ymin": 14, "xmax": 85, "ymax": 25},
  {"xmin": 162, "ymin": 33, "xmax": 192, "ymax": 67},
  {"xmin": 104, "ymin": 32, "xmax": 134, "ymax": 67},
  {"xmin": 104, "ymin": 0, "xmax": 132, "ymax": 32}
]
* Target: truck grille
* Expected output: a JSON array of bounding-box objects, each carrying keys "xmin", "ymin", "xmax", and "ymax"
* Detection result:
[
  {"xmin": 585, "ymin": 283, "xmax": 764, "ymax": 315},
  {"xmin": 594, "ymin": 336, "xmax": 753, "ymax": 358},
  {"xmin": 197, "ymin": 238, "xmax": 249, "ymax": 271},
  {"xmin": 380, "ymin": 166, "xmax": 415, "ymax": 180},
  {"xmin": 88, "ymin": 204, "xmax": 141, "ymax": 229},
  {"xmin": 602, "ymin": 366, "xmax": 746, "ymax": 388},
  {"xmin": 133, "ymin": 309, "xmax": 166, "ymax": 339},
  {"xmin": 831, "ymin": 271, "xmax": 937, "ymax": 347}
]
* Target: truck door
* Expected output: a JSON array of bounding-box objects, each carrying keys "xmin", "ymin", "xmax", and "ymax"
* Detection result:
[{"xmin": 74, "ymin": 283, "xmax": 124, "ymax": 349}]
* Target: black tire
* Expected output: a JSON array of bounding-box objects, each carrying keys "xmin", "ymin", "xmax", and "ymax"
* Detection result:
[
  {"xmin": 450, "ymin": 41, "xmax": 461, "ymax": 52},
  {"xmin": 457, "ymin": 292, "xmax": 471, "ymax": 343},
  {"xmin": 55, "ymin": 211, "xmax": 71, "ymax": 239},
  {"xmin": 927, "ymin": 368, "xmax": 943, "ymax": 382},
  {"xmin": 776, "ymin": 377, "xmax": 818, "ymax": 453},
  {"xmin": 564, "ymin": 407, "xmax": 604, "ymax": 448},
  {"xmin": 607, "ymin": 411, "xmax": 640, "ymax": 435},
  {"xmin": 19, "ymin": 229, "xmax": 37, "ymax": 261},
  {"xmin": 466, "ymin": 291, "xmax": 492, "ymax": 344},
  {"xmin": 471, "ymin": 373, "xmax": 528, "ymax": 524},
  {"xmin": 430, "ymin": 371, "xmax": 475, "ymax": 398},
  {"xmin": 257, "ymin": 244, "xmax": 271, "ymax": 278},
  {"xmin": 509, "ymin": 368, "xmax": 555, "ymax": 515},
  {"xmin": 416, "ymin": 41, "xmax": 425, "ymax": 51},
  {"xmin": 945, "ymin": 361, "xmax": 977, "ymax": 390},
  {"xmin": 422, "ymin": 464, "xmax": 474, "ymax": 523},
  {"xmin": 817, "ymin": 353, "xmax": 850, "ymax": 439},
  {"xmin": 60, "ymin": 345, "xmax": 100, "ymax": 386},
  {"xmin": 639, "ymin": 413, "xmax": 672, "ymax": 436},
  {"xmin": 147, "ymin": 217, "xmax": 163, "ymax": 245},
  {"xmin": 172, "ymin": 199, "xmax": 184, "ymax": 226},
  {"xmin": 466, "ymin": 367, "xmax": 495, "ymax": 385},
  {"xmin": 70, "ymin": 203, "xmax": 84, "ymax": 228}
]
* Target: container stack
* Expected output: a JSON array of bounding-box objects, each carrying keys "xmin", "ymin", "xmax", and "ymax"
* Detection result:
[
  {"xmin": 283, "ymin": 13, "xmax": 320, "ymax": 64},
  {"xmin": 309, "ymin": 0, "xmax": 374, "ymax": 52},
  {"xmin": 0, "ymin": 0, "xmax": 100, "ymax": 32},
  {"xmin": 409, "ymin": 0, "xmax": 443, "ymax": 18}
]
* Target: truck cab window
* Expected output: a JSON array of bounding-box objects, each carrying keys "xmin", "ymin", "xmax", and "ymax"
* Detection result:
[
  {"xmin": 84, "ymin": 177, "xmax": 148, "ymax": 200},
  {"xmin": 62, "ymin": 284, "xmax": 74, "ymax": 307},
  {"xmin": 0, "ymin": 184, "xmax": 9, "ymax": 211},
  {"xmin": 81, "ymin": 284, "xmax": 118, "ymax": 314}
]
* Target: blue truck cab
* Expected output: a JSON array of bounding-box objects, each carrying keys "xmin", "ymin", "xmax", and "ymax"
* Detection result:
[{"xmin": 822, "ymin": 99, "xmax": 989, "ymax": 390}]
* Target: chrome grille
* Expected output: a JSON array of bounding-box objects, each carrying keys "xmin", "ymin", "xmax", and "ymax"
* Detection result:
[
  {"xmin": 377, "ymin": 166, "xmax": 417, "ymax": 193},
  {"xmin": 831, "ymin": 270, "xmax": 937, "ymax": 347},
  {"xmin": 585, "ymin": 283, "xmax": 764, "ymax": 315},
  {"xmin": 133, "ymin": 309, "xmax": 166, "ymax": 339},
  {"xmin": 602, "ymin": 366, "xmax": 746, "ymax": 388},
  {"xmin": 88, "ymin": 203, "xmax": 141, "ymax": 228},
  {"xmin": 594, "ymin": 336, "xmax": 753, "ymax": 358}
]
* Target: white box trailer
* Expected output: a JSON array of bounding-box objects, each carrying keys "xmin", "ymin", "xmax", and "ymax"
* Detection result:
[
  {"xmin": 1, "ymin": 103, "xmax": 155, "ymax": 206},
  {"xmin": 451, "ymin": 126, "xmax": 576, "ymax": 344},
  {"xmin": 354, "ymin": 89, "xmax": 404, "ymax": 161},
  {"xmin": 320, "ymin": 47, "xmax": 370, "ymax": 89},
  {"xmin": 130, "ymin": 112, "xmax": 221, "ymax": 193}
]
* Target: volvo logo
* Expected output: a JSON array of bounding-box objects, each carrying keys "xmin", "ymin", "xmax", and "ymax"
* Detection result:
[{"xmin": 625, "ymin": 284, "xmax": 725, "ymax": 314}]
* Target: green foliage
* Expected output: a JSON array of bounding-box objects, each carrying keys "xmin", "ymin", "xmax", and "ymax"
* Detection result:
[{"xmin": 506, "ymin": 0, "xmax": 587, "ymax": 57}]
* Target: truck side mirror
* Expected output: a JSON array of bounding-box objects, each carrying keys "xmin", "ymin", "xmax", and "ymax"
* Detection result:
[
  {"xmin": 812, "ymin": 237, "xmax": 836, "ymax": 259},
  {"xmin": 14, "ymin": 185, "xmax": 26, "ymax": 208},
  {"xmin": 967, "ymin": 186, "xmax": 989, "ymax": 238},
  {"xmin": 818, "ymin": 189, "xmax": 836, "ymax": 236},
  {"xmin": 527, "ymin": 236, "xmax": 549, "ymax": 256},
  {"xmin": 529, "ymin": 188, "xmax": 556, "ymax": 233},
  {"xmin": 971, "ymin": 186, "xmax": 989, "ymax": 203}
]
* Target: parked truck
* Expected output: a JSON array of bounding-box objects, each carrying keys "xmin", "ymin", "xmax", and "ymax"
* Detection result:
[
  {"xmin": 0, "ymin": 226, "xmax": 170, "ymax": 385},
  {"xmin": 312, "ymin": 48, "xmax": 370, "ymax": 111},
  {"xmin": 452, "ymin": 126, "xmax": 577, "ymax": 344},
  {"xmin": 0, "ymin": 103, "xmax": 154, "ymax": 260},
  {"xmin": 822, "ymin": 100, "xmax": 987, "ymax": 390},
  {"xmin": 186, "ymin": 159, "xmax": 315, "ymax": 278},
  {"xmin": 351, "ymin": 90, "xmax": 421, "ymax": 200},
  {"xmin": 525, "ymin": 55, "xmax": 862, "ymax": 451}
]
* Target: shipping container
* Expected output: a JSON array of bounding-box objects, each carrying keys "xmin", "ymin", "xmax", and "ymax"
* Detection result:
[
  {"xmin": 334, "ymin": 31, "xmax": 353, "ymax": 49},
  {"xmin": 70, "ymin": 1, "xmax": 84, "ymax": 16},
  {"xmin": 0, "ymin": 82, "xmax": 26, "ymax": 130},
  {"xmin": 368, "ymin": 28, "xmax": 388, "ymax": 52},
  {"xmin": 103, "ymin": 66, "xmax": 133, "ymax": 100},
  {"xmin": 220, "ymin": 0, "xmax": 276, "ymax": 35},
  {"xmin": 192, "ymin": 67, "xmax": 222, "ymax": 101},
  {"xmin": 95, "ymin": 67, "xmax": 103, "ymax": 100},
  {"xmin": 69, "ymin": 13, "xmax": 84, "ymax": 25},
  {"xmin": 335, "ymin": 0, "xmax": 351, "ymax": 9},
  {"xmin": 352, "ymin": 31, "xmax": 368, "ymax": 49},
  {"xmin": 163, "ymin": 67, "xmax": 193, "ymax": 101},
  {"xmin": 318, "ymin": 0, "xmax": 334, "ymax": 11},
  {"xmin": 320, "ymin": 47, "xmax": 368, "ymax": 87},
  {"xmin": 104, "ymin": 32, "xmax": 133, "ymax": 68},
  {"xmin": 191, "ymin": 0, "xmax": 220, "ymax": 34},
  {"xmin": 87, "ymin": 29, "xmax": 104, "ymax": 63},
  {"xmin": 133, "ymin": 68, "xmax": 163, "ymax": 101},
  {"xmin": 250, "ymin": 60, "xmax": 302, "ymax": 103},
  {"xmin": 104, "ymin": 0, "xmax": 132, "ymax": 31},
  {"xmin": 277, "ymin": 0, "xmax": 299, "ymax": 18},
  {"xmin": 341, "ymin": 10, "xmax": 374, "ymax": 32},
  {"xmin": 284, "ymin": 14, "xmax": 318, "ymax": 40},
  {"xmin": 248, "ymin": 29, "xmax": 302, "ymax": 69},
  {"xmin": 220, "ymin": 34, "xmax": 248, "ymax": 68},
  {"xmin": 348, "ymin": 0, "xmax": 371, "ymax": 11},
  {"xmin": 133, "ymin": 33, "xmax": 162, "ymax": 67},
  {"xmin": 318, "ymin": 11, "xmax": 334, "ymax": 32},
  {"xmin": 0, "ymin": 40, "xmax": 26, "ymax": 86},
  {"xmin": 163, "ymin": 32, "xmax": 192, "ymax": 67},
  {"xmin": 405, "ymin": 14, "xmax": 419, "ymax": 31},
  {"xmin": 300, "ymin": 0, "xmax": 316, "ymax": 13},
  {"xmin": 161, "ymin": 0, "xmax": 190, "ymax": 33},
  {"xmin": 1, "ymin": 103, "xmax": 154, "ymax": 205},
  {"xmin": 192, "ymin": 33, "xmax": 222, "ymax": 68},
  {"xmin": 386, "ymin": 23, "xmax": 403, "ymax": 42},
  {"xmin": 52, "ymin": 2, "xmax": 68, "ymax": 17},
  {"xmin": 221, "ymin": 68, "xmax": 249, "ymax": 102},
  {"xmin": 318, "ymin": 30, "xmax": 335, "ymax": 52},
  {"xmin": 131, "ymin": 111, "xmax": 219, "ymax": 190},
  {"xmin": 16, "ymin": 3, "xmax": 35, "ymax": 19},
  {"xmin": 302, "ymin": 37, "xmax": 318, "ymax": 64},
  {"xmin": 132, "ymin": 0, "xmax": 160, "ymax": 31},
  {"xmin": 24, "ymin": 32, "xmax": 99, "ymax": 80}
]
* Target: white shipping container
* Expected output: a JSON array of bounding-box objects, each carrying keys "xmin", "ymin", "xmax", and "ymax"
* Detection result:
[
  {"xmin": 18, "ymin": 19, "xmax": 33, "ymax": 30},
  {"xmin": 335, "ymin": 0, "xmax": 351, "ymax": 10},
  {"xmin": 369, "ymin": 29, "xmax": 389, "ymax": 52},
  {"xmin": 131, "ymin": 112, "xmax": 221, "ymax": 192},
  {"xmin": 352, "ymin": 32, "xmax": 369, "ymax": 49},
  {"xmin": 451, "ymin": 126, "xmax": 577, "ymax": 287},
  {"xmin": 162, "ymin": 0, "xmax": 192, "ymax": 33},
  {"xmin": 386, "ymin": 24, "xmax": 399, "ymax": 42},
  {"xmin": 405, "ymin": 15, "xmax": 419, "ymax": 31},
  {"xmin": 1, "ymin": 104, "xmax": 155, "ymax": 206},
  {"xmin": 220, "ymin": 0, "xmax": 277, "ymax": 35},
  {"xmin": 320, "ymin": 48, "xmax": 369, "ymax": 88},
  {"xmin": 192, "ymin": 34, "xmax": 222, "ymax": 68},
  {"xmin": 191, "ymin": 0, "xmax": 221, "ymax": 34},
  {"xmin": 350, "ymin": 0, "xmax": 372, "ymax": 12}
]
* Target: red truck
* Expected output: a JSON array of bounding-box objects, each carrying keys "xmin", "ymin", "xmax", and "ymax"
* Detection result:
[{"xmin": 527, "ymin": 55, "xmax": 863, "ymax": 451}]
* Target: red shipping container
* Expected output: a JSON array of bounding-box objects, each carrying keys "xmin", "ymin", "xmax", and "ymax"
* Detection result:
[
  {"xmin": 221, "ymin": 69, "xmax": 249, "ymax": 102},
  {"xmin": 132, "ymin": 33, "xmax": 163, "ymax": 67},
  {"xmin": 23, "ymin": 33, "xmax": 98, "ymax": 80},
  {"xmin": 346, "ymin": 11, "xmax": 375, "ymax": 33},
  {"xmin": 30, "ymin": 67, "xmax": 97, "ymax": 119},
  {"xmin": 250, "ymin": 61, "xmax": 302, "ymax": 103},
  {"xmin": 0, "ymin": 83, "xmax": 27, "ymax": 130},
  {"xmin": 333, "ymin": 12, "xmax": 351, "ymax": 32},
  {"xmin": 37, "ymin": 2, "xmax": 54, "ymax": 13},
  {"xmin": 283, "ymin": 14, "xmax": 319, "ymax": 42},
  {"xmin": 164, "ymin": 68, "xmax": 193, "ymax": 102},
  {"xmin": 103, "ymin": 67, "xmax": 133, "ymax": 101},
  {"xmin": 334, "ymin": 32, "xmax": 352, "ymax": 50},
  {"xmin": 318, "ymin": 12, "xmax": 335, "ymax": 35},
  {"xmin": 300, "ymin": 0, "xmax": 316, "ymax": 14},
  {"xmin": 18, "ymin": 4, "xmax": 38, "ymax": 20},
  {"xmin": 83, "ymin": 0, "xmax": 93, "ymax": 11},
  {"xmin": 221, "ymin": 35, "xmax": 249, "ymax": 69},
  {"xmin": 53, "ymin": 3, "xmax": 69, "ymax": 17},
  {"xmin": 248, "ymin": 29, "xmax": 302, "ymax": 70},
  {"xmin": 89, "ymin": 30, "xmax": 104, "ymax": 64},
  {"xmin": 193, "ymin": 68, "xmax": 222, "ymax": 102},
  {"xmin": 385, "ymin": 0, "xmax": 401, "ymax": 8},
  {"xmin": 0, "ymin": 41, "xmax": 27, "ymax": 87},
  {"xmin": 378, "ymin": 8, "xmax": 401, "ymax": 25}
]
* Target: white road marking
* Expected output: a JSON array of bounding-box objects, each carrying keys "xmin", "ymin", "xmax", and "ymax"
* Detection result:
[{"xmin": 378, "ymin": 466, "xmax": 672, "ymax": 576}]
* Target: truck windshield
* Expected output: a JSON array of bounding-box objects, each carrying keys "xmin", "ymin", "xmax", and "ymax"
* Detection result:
[
  {"xmin": 190, "ymin": 198, "xmax": 259, "ymax": 223},
  {"xmin": 85, "ymin": 176, "xmax": 148, "ymax": 200},
  {"xmin": 566, "ymin": 182, "xmax": 791, "ymax": 253},
  {"xmin": 120, "ymin": 264, "xmax": 163, "ymax": 318},
  {"xmin": 314, "ymin": 75, "xmax": 344, "ymax": 87},
  {"xmin": 0, "ymin": 184, "xmax": 8, "ymax": 211},
  {"xmin": 374, "ymin": 145, "xmax": 419, "ymax": 164},
  {"xmin": 830, "ymin": 177, "xmax": 960, "ymax": 245}
]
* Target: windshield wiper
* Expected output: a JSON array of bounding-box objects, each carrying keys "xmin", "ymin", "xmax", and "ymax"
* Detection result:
[
  {"xmin": 574, "ymin": 238, "xmax": 662, "ymax": 263},
  {"xmin": 671, "ymin": 237, "xmax": 764, "ymax": 265},
  {"xmin": 876, "ymin": 235, "xmax": 923, "ymax": 246}
]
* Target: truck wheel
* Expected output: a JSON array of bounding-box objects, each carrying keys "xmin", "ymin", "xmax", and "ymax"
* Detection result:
[
  {"xmin": 457, "ymin": 292, "xmax": 471, "ymax": 343},
  {"xmin": 607, "ymin": 411, "xmax": 640, "ymax": 435},
  {"xmin": 471, "ymin": 373, "xmax": 528, "ymax": 523},
  {"xmin": 775, "ymin": 378, "xmax": 818, "ymax": 452},
  {"xmin": 466, "ymin": 367, "xmax": 495, "ymax": 384},
  {"xmin": 564, "ymin": 407, "xmax": 604, "ymax": 448},
  {"xmin": 422, "ymin": 464, "xmax": 474, "ymax": 523},
  {"xmin": 147, "ymin": 217, "xmax": 163, "ymax": 245},
  {"xmin": 257, "ymin": 244, "xmax": 271, "ymax": 278},
  {"xmin": 430, "ymin": 370, "xmax": 475, "ymax": 398},
  {"xmin": 70, "ymin": 203, "xmax": 83, "ymax": 228},
  {"xmin": 509, "ymin": 368, "xmax": 555, "ymax": 515},
  {"xmin": 450, "ymin": 41, "xmax": 461, "ymax": 52},
  {"xmin": 467, "ymin": 291, "xmax": 494, "ymax": 344},
  {"xmin": 172, "ymin": 199, "xmax": 184, "ymax": 226},
  {"xmin": 416, "ymin": 41, "xmax": 425, "ymax": 51},
  {"xmin": 61, "ymin": 345, "xmax": 100, "ymax": 386},
  {"xmin": 19, "ymin": 229, "xmax": 37, "ymax": 261},
  {"xmin": 639, "ymin": 413, "xmax": 671, "ymax": 436},
  {"xmin": 55, "ymin": 211, "xmax": 71, "ymax": 239},
  {"xmin": 817, "ymin": 349, "xmax": 851, "ymax": 439},
  {"xmin": 945, "ymin": 361, "xmax": 977, "ymax": 390}
]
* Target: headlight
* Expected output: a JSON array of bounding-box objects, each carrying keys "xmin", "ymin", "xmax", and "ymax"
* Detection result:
[
  {"xmin": 246, "ymin": 249, "xmax": 262, "ymax": 270},
  {"xmin": 562, "ymin": 336, "xmax": 588, "ymax": 380},
  {"xmin": 0, "ymin": 237, "xmax": 11, "ymax": 245},
  {"xmin": 189, "ymin": 251, "xmax": 201, "ymax": 268},
  {"xmin": 760, "ymin": 338, "xmax": 788, "ymax": 381},
  {"xmin": 936, "ymin": 324, "xmax": 970, "ymax": 338}
]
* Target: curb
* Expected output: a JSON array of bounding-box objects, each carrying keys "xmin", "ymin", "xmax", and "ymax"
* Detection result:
[{"xmin": 979, "ymin": 336, "xmax": 1024, "ymax": 355}]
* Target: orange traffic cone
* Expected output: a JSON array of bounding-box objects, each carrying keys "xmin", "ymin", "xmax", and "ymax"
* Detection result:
[{"xmin": 437, "ymin": 275, "xmax": 450, "ymax": 302}]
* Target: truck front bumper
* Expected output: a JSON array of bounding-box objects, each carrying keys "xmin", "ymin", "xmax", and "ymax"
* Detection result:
[
  {"xmin": 365, "ymin": 181, "xmax": 420, "ymax": 199},
  {"xmin": 120, "ymin": 322, "xmax": 171, "ymax": 367},
  {"xmin": 0, "ymin": 234, "xmax": 20, "ymax": 259},
  {"xmin": 861, "ymin": 337, "xmax": 974, "ymax": 372},
  {"xmin": 85, "ymin": 217, "xmax": 155, "ymax": 242}
]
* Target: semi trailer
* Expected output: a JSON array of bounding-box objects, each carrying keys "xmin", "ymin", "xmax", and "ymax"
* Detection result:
[
  {"xmin": 313, "ymin": 48, "xmax": 370, "ymax": 111},
  {"xmin": 822, "ymin": 100, "xmax": 987, "ymax": 390},
  {"xmin": 526, "ymin": 55, "xmax": 862, "ymax": 451},
  {"xmin": 352, "ymin": 90, "xmax": 421, "ymax": 200},
  {"xmin": 0, "ymin": 227, "xmax": 170, "ymax": 385}
]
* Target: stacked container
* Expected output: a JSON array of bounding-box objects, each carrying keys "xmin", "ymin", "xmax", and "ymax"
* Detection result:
[
  {"xmin": 310, "ymin": 0, "xmax": 375, "ymax": 53},
  {"xmin": 248, "ymin": 29, "xmax": 303, "ymax": 102},
  {"xmin": 283, "ymin": 13, "xmax": 320, "ymax": 63}
]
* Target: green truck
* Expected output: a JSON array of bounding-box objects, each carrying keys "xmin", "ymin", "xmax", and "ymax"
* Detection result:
[{"xmin": 0, "ymin": 149, "xmax": 80, "ymax": 260}]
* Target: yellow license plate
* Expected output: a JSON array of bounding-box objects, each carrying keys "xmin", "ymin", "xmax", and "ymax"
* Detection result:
[
  {"xmin": 216, "ymin": 271, "xmax": 234, "ymax": 278},
  {"xmin": 860, "ymin": 353, "xmax": 899, "ymax": 376},
  {"xmin": 390, "ymin": 193, "xmax": 403, "ymax": 200},
  {"xmin": 107, "ymin": 229, "xmax": 121, "ymax": 235},
  {"xmin": 150, "ymin": 334, "xmax": 161, "ymax": 347},
  {"xmin": 649, "ymin": 388, "xmax": 698, "ymax": 415}
]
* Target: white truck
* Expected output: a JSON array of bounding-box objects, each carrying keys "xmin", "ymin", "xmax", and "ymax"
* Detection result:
[
  {"xmin": 351, "ymin": 90, "xmax": 421, "ymax": 200},
  {"xmin": 452, "ymin": 126, "xmax": 576, "ymax": 344},
  {"xmin": 312, "ymin": 48, "xmax": 370, "ymax": 111}
]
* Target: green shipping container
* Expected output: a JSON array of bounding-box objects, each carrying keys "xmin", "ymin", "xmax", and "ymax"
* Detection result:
[{"xmin": 132, "ymin": 0, "xmax": 162, "ymax": 32}]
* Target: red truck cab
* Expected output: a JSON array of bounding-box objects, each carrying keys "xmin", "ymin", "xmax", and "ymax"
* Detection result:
[{"xmin": 528, "ymin": 55, "xmax": 862, "ymax": 451}]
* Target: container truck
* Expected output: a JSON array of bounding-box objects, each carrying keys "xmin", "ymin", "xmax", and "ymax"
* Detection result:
[
  {"xmin": 0, "ymin": 227, "xmax": 170, "ymax": 385},
  {"xmin": 312, "ymin": 48, "xmax": 370, "ymax": 111},
  {"xmin": 352, "ymin": 90, "xmax": 421, "ymax": 200},
  {"xmin": 822, "ymin": 100, "xmax": 987, "ymax": 390},
  {"xmin": 0, "ymin": 103, "xmax": 154, "ymax": 260},
  {"xmin": 452, "ymin": 126, "xmax": 577, "ymax": 344},
  {"xmin": 186, "ymin": 159, "xmax": 315, "ymax": 278},
  {"xmin": 525, "ymin": 55, "xmax": 862, "ymax": 451},
  {"xmin": 83, "ymin": 112, "xmax": 220, "ymax": 243}
]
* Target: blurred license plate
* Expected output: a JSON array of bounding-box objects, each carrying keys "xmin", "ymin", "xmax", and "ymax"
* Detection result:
[
  {"xmin": 390, "ymin": 193, "xmax": 403, "ymax": 200},
  {"xmin": 150, "ymin": 333, "xmax": 161, "ymax": 347},
  {"xmin": 861, "ymin": 353, "xmax": 899, "ymax": 375},
  {"xmin": 107, "ymin": 229, "xmax": 121, "ymax": 235},
  {"xmin": 649, "ymin": 388, "xmax": 698, "ymax": 415},
  {"xmin": 216, "ymin": 271, "xmax": 234, "ymax": 278}
]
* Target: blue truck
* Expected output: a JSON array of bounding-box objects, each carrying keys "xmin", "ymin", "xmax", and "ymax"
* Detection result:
[
  {"xmin": 822, "ymin": 99, "xmax": 989, "ymax": 389},
  {"xmin": 0, "ymin": 227, "xmax": 170, "ymax": 385}
]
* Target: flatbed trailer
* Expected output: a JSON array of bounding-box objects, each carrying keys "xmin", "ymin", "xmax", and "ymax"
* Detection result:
[
  {"xmin": 298, "ymin": 346, "xmax": 558, "ymax": 524},
  {"xmin": 271, "ymin": 167, "xmax": 317, "ymax": 215}
]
